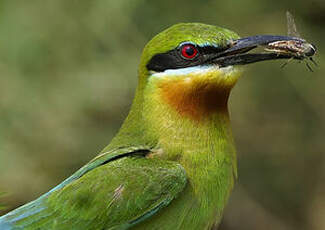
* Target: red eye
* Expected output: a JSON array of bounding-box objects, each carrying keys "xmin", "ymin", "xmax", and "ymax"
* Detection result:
[{"xmin": 181, "ymin": 44, "xmax": 198, "ymax": 59}]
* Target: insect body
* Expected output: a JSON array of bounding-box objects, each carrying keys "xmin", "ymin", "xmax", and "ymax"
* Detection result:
[
  {"xmin": 264, "ymin": 11, "xmax": 317, "ymax": 71},
  {"xmin": 265, "ymin": 40, "xmax": 316, "ymax": 59}
]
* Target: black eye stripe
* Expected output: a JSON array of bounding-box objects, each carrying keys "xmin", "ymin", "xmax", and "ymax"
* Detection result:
[
  {"xmin": 146, "ymin": 44, "xmax": 227, "ymax": 72},
  {"xmin": 146, "ymin": 51, "xmax": 189, "ymax": 72}
]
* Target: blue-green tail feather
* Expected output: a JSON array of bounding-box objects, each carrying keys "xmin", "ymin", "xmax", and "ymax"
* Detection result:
[{"xmin": 0, "ymin": 195, "xmax": 48, "ymax": 229}]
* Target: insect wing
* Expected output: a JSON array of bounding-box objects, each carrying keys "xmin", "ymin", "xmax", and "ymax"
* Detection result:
[{"xmin": 286, "ymin": 11, "xmax": 301, "ymax": 38}]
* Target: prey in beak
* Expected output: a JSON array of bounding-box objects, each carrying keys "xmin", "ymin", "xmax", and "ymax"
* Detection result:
[{"xmin": 212, "ymin": 34, "xmax": 317, "ymax": 70}]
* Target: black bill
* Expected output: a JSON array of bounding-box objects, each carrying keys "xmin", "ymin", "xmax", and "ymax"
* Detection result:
[{"xmin": 212, "ymin": 35, "xmax": 316, "ymax": 67}]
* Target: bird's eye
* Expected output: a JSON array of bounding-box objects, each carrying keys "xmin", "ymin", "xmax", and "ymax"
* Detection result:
[{"xmin": 180, "ymin": 44, "xmax": 198, "ymax": 59}]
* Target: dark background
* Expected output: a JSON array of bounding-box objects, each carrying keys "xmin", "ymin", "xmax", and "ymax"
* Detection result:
[{"xmin": 0, "ymin": 1, "xmax": 324, "ymax": 229}]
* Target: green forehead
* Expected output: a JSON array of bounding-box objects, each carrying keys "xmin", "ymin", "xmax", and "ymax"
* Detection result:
[{"xmin": 142, "ymin": 23, "xmax": 240, "ymax": 63}]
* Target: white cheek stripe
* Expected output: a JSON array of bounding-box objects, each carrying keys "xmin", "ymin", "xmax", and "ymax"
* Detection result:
[{"xmin": 150, "ymin": 65, "xmax": 234, "ymax": 78}]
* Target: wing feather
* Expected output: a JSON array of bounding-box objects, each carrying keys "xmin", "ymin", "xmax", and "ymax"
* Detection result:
[{"xmin": 0, "ymin": 152, "xmax": 187, "ymax": 230}]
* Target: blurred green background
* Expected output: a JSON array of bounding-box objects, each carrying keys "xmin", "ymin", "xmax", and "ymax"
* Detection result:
[{"xmin": 0, "ymin": 0, "xmax": 324, "ymax": 229}]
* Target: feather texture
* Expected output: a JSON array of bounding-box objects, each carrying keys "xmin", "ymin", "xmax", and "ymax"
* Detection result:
[{"xmin": 0, "ymin": 155, "xmax": 186, "ymax": 230}]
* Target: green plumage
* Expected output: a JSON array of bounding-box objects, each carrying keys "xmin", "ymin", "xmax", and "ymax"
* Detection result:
[
  {"xmin": 0, "ymin": 23, "xmax": 241, "ymax": 230},
  {"xmin": 15, "ymin": 157, "xmax": 186, "ymax": 230}
]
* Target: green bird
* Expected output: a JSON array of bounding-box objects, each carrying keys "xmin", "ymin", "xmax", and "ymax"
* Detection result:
[{"xmin": 0, "ymin": 23, "xmax": 315, "ymax": 230}]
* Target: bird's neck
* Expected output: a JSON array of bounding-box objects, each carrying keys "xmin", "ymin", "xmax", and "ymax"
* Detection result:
[{"xmin": 140, "ymin": 75, "xmax": 237, "ymax": 228}]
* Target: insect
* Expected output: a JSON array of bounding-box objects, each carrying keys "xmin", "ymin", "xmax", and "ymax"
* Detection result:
[{"xmin": 265, "ymin": 11, "xmax": 317, "ymax": 71}]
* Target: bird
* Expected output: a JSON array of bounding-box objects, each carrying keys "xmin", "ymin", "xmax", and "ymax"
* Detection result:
[{"xmin": 0, "ymin": 23, "xmax": 315, "ymax": 230}]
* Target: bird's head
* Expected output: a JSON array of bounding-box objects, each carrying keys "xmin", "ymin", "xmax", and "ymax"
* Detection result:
[
  {"xmin": 137, "ymin": 23, "xmax": 241, "ymax": 121},
  {"xmin": 134, "ymin": 23, "xmax": 310, "ymax": 121},
  {"xmin": 139, "ymin": 23, "xmax": 242, "ymax": 89}
]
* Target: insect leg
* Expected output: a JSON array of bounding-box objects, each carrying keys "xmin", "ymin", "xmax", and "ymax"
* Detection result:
[
  {"xmin": 280, "ymin": 57, "xmax": 294, "ymax": 68},
  {"xmin": 305, "ymin": 62, "xmax": 314, "ymax": 72},
  {"xmin": 310, "ymin": 57, "xmax": 318, "ymax": 67}
]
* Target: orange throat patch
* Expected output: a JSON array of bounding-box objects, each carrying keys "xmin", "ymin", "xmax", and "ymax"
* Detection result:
[{"xmin": 156, "ymin": 75, "xmax": 233, "ymax": 120}]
